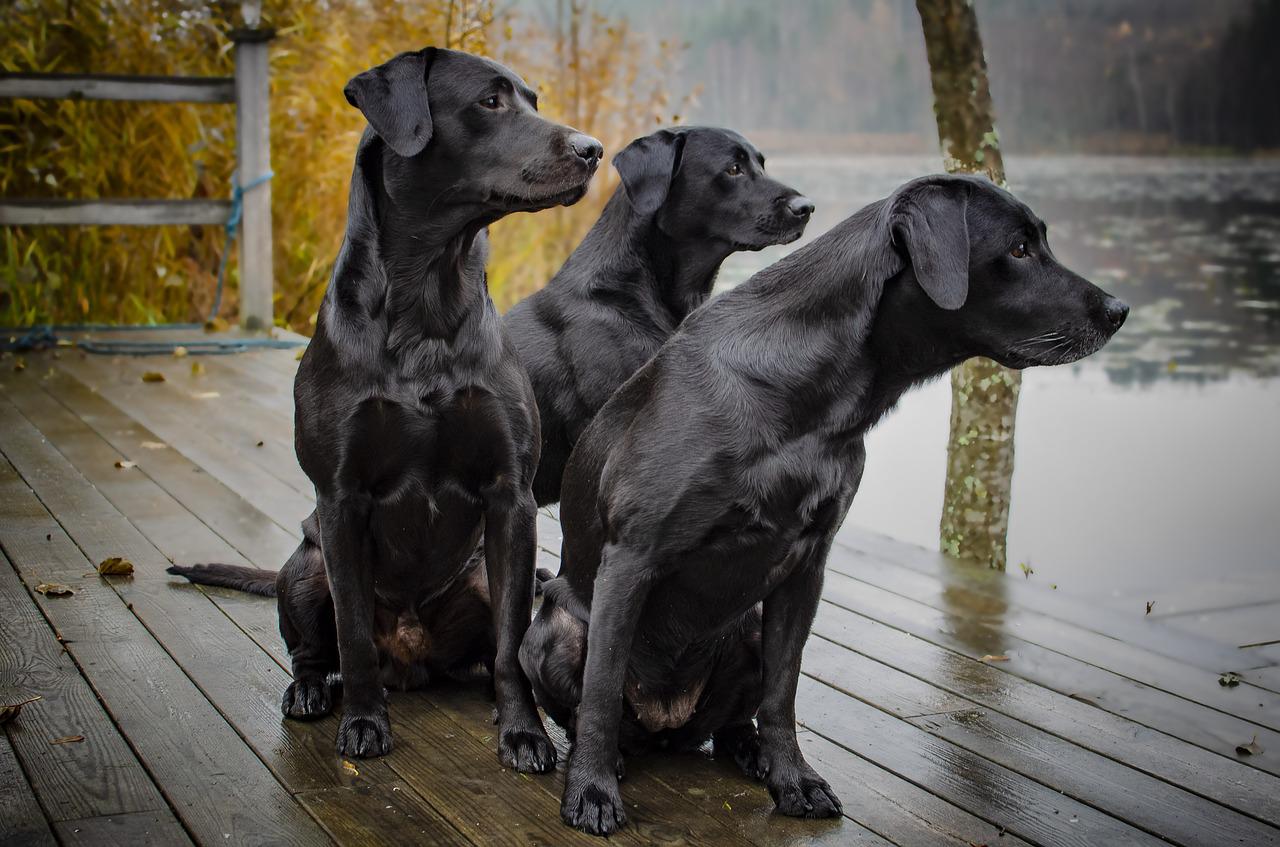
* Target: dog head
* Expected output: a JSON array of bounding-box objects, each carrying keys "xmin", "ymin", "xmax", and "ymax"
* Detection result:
[
  {"xmin": 886, "ymin": 174, "xmax": 1128, "ymax": 368},
  {"xmin": 344, "ymin": 48, "xmax": 602, "ymax": 217},
  {"xmin": 613, "ymin": 127, "xmax": 813, "ymax": 250}
]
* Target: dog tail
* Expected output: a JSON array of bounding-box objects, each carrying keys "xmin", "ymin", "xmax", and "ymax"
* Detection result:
[{"xmin": 167, "ymin": 563, "xmax": 278, "ymax": 597}]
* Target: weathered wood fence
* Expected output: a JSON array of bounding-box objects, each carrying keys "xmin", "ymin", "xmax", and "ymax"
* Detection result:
[{"xmin": 0, "ymin": 27, "xmax": 276, "ymax": 330}]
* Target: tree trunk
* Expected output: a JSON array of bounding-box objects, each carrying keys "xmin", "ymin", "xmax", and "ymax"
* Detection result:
[{"xmin": 916, "ymin": 0, "xmax": 1021, "ymax": 570}]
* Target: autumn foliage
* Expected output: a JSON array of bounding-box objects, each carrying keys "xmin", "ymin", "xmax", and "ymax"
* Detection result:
[{"xmin": 0, "ymin": 0, "xmax": 689, "ymax": 330}]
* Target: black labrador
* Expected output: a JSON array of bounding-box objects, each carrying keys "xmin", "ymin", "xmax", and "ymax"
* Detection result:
[
  {"xmin": 520, "ymin": 174, "xmax": 1129, "ymax": 834},
  {"xmin": 171, "ymin": 47, "xmax": 602, "ymax": 768},
  {"xmin": 505, "ymin": 126, "xmax": 813, "ymax": 505}
]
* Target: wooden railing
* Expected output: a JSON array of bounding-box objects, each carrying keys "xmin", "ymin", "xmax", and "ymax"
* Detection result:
[{"xmin": 0, "ymin": 27, "xmax": 276, "ymax": 330}]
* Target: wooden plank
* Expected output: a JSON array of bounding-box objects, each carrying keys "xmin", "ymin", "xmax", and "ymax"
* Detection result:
[
  {"xmin": 50, "ymin": 354, "xmax": 313, "ymax": 530},
  {"xmin": 424, "ymin": 682, "xmax": 790, "ymax": 847},
  {"xmin": 0, "ymin": 199, "xmax": 232, "ymax": 227},
  {"xmin": 53, "ymin": 811, "xmax": 193, "ymax": 847},
  {"xmin": 829, "ymin": 540, "xmax": 1280, "ymax": 730},
  {"xmin": 0, "ymin": 554, "xmax": 172, "ymax": 824},
  {"xmin": 0, "ymin": 733, "xmax": 57, "ymax": 847},
  {"xmin": 835, "ymin": 528, "xmax": 1251, "ymax": 674},
  {"xmin": 810, "ymin": 600, "xmax": 1280, "ymax": 827},
  {"xmin": 0, "ymin": 392, "xmax": 398, "ymax": 793},
  {"xmin": 819, "ymin": 566, "xmax": 1280, "ymax": 778},
  {"xmin": 796, "ymin": 731, "xmax": 1023, "ymax": 847},
  {"xmin": 0, "ymin": 72, "xmax": 235, "ymax": 103},
  {"xmin": 32, "ymin": 367, "xmax": 301, "ymax": 565},
  {"xmin": 1162, "ymin": 601, "xmax": 1280, "ymax": 650},
  {"xmin": 0, "ymin": 441, "xmax": 330, "ymax": 844},
  {"xmin": 233, "ymin": 37, "xmax": 275, "ymax": 330},
  {"xmin": 379, "ymin": 694, "xmax": 630, "ymax": 847},
  {"xmin": 795, "ymin": 677, "xmax": 1167, "ymax": 847},
  {"xmin": 802, "ymin": 636, "xmax": 1280, "ymax": 845},
  {"xmin": 57, "ymin": 353, "xmax": 312, "ymax": 498},
  {"xmin": 296, "ymin": 783, "xmax": 473, "ymax": 847}
]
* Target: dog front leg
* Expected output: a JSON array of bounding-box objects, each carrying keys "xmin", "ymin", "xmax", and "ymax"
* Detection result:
[
  {"xmin": 484, "ymin": 487, "xmax": 557, "ymax": 773},
  {"xmin": 754, "ymin": 536, "xmax": 843, "ymax": 818},
  {"xmin": 317, "ymin": 496, "xmax": 390, "ymax": 758},
  {"xmin": 561, "ymin": 543, "xmax": 650, "ymax": 836}
]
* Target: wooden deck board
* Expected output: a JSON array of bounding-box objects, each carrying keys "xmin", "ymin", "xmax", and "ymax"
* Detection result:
[{"xmin": 2, "ymin": 339, "xmax": 1279, "ymax": 846}]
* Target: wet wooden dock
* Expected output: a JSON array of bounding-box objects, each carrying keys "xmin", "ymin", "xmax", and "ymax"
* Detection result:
[{"xmin": 2, "ymin": 332, "xmax": 1278, "ymax": 846}]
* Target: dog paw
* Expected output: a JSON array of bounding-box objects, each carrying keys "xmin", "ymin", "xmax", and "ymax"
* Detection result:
[
  {"xmin": 335, "ymin": 709, "xmax": 392, "ymax": 758},
  {"xmin": 714, "ymin": 723, "xmax": 765, "ymax": 780},
  {"xmin": 768, "ymin": 769, "xmax": 842, "ymax": 819},
  {"xmin": 498, "ymin": 726, "xmax": 557, "ymax": 773},
  {"xmin": 282, "ymin": 677, "xmax": 332, "ymax": 720},
  {"xmin": 561, "ymin": 773, "xmax": 627, "ymax": 836}
]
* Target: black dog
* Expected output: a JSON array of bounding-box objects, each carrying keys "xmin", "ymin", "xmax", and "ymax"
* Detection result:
[
  {"xmin": 521, "ymin": 174, "xmax": 1129, "ymax": 834},
  {"xmin": 505, "ymin": 127, "xmax": 813, "ymax": 505},
  {"xmin": 171, "ymin": 47, "xmax": 601, "ymax": 768}
]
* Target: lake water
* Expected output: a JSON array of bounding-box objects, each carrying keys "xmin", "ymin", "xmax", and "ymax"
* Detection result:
[{"xmin": 717, "ymin": 155, "xmax": 1280, "ymax": 621}]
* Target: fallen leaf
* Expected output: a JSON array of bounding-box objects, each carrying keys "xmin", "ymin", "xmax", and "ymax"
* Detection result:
[
  {"xmin": 56, "ymin": 338, "xmax": 74, "ymax": 348},
  {"xmin": 1236, "ymin": 735, "xmax": 1263, "ymax": 756},
  {"xmin": 14, "ymin": 357, "xmax": 26, "ymax": 372},
  {"xmin": 141, "ymin": 371, "xmax": 165, "ymax": 383},
  {"xmin": 50, "ymin": 735, "xmax": 84, "ymax": 745},
  {"xmin": 0, "ymin": 694, "xmax": 41, "ymax": 724},
  {"xmin": 342, "ymin": 760, "xmax": 359, "ymax": 776},
  {"xmin": 255, "ymin": 440, "xmax": 264, "ymax": 447},
  {"xmin": 35, "ymin": 583, "xmax": 75, "ymax": 597},
  {"xmin": 1219, "ymin": 672, "xmax": 1243, "ymax": 688},
  {"xmin": 1018, "ymin": 562, "xmax": 1034, "ymax": 579},
  {"xmin": 295, "ymin": 347, "xmax": 306, "ymax": 361},
  {"xmin": 192, "ymin": 391, "xmax": 220, "ymax": 399},
  {"xmin": 172, "ymin": 346, "xmax": 189, "ymax": 358},
  {"xmin": 114, "ymin": 460, "xmax": 136, "ymax": 469},
  {"xmin": 140, "ymin": 441, "xmax": 167, "ymax": 450},
  {"xmin": 1145, "ymin": 600, "xmax": 1155, "ymax": 615},
  {"xmin": 191, "ymin": 361, "xmax": 206, "ymax": 377},
  {"xmin": 981, "ymin": 654, "xmax": 1010, "ymax": 663},
  {"xmin": 723, "ymin": 800, "xmax": 732, "ymax": 811},
  {"xmin": 97, "ymin": 557, "xmax": 134, "ymax": 576}
]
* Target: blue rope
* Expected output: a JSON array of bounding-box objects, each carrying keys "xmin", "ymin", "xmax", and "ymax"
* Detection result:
[{"xmin": 3, "ymin": 170, "xmax": 305, "ymax": 355}]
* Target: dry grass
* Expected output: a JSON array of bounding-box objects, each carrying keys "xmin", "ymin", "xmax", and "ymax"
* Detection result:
[{"xmin": 0, "ymin": 0, "xmax": 689, "ymax": 331}]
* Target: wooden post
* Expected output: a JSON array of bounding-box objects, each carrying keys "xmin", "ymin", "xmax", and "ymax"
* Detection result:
[{"xmin": 231, "ymin": 23, "xmax": 275, "ymax": 331}]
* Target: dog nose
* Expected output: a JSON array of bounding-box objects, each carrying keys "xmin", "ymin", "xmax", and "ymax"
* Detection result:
[
  {"xmin": 785, "ymin": 195, "xmax": 815, "ymax": 218},
  {"xmin": 1103, "ymin": 296, "xmax": 1130, "ymax": 329},
  {"xmin": 569, "ymin": 133, "xmax": 603, "ymax": 166}
]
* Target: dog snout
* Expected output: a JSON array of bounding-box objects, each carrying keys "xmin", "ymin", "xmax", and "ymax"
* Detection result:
[
  {"xmin": 568, "ymin": 133, "xmax": 604, "ymax": 168},
  {"xmin": 784, "ymin": 195, "xmax": 815, "ymax": 219},
  {"xmin": 1102, "ymin": 296, "xmax": 1129, "ymax": 330}
]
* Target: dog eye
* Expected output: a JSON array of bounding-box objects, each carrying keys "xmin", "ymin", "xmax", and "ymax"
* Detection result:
[
  {"xmin": 1011, "ymin": 242, "xmax": 1028, "ymax": 259},
  {"xmin": 726, "ymin": 163, "xmax": 743, "ymax": 176},
  {"xmin": 479, "ymin": 95, "xmax": 501, "ymax": 110}
]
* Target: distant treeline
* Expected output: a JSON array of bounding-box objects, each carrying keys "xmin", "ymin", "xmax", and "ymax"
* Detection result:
[{"xmin": 601, "ymin": 0, "xmax": 1279, "ymax": 153}]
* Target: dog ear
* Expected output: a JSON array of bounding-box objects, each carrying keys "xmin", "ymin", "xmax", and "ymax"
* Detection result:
[
  {"xmin": 892, "ymin": 180, "xmax": 971, "ymax": 310},
  {"xmin": 613, "ymin": 129, "xmax": 687, "ymax": 216},
  {"xmin": 344, "ymin": 48, "xmax": 437, "ymax": 158}
]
